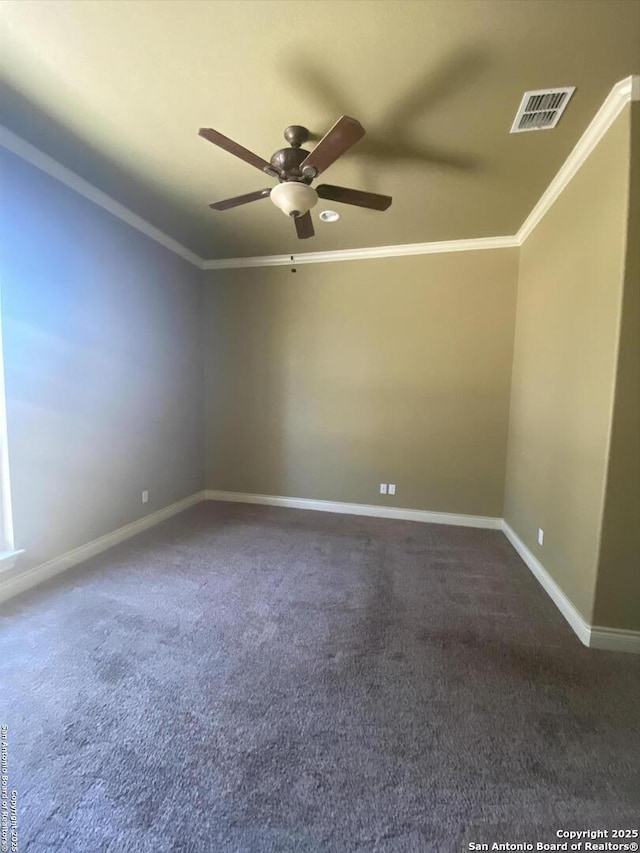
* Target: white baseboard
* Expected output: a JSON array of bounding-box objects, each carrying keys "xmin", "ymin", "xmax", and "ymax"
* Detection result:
[
  {"xmin": 589, "ymin": 626, "xmax": 640, "ymax": 654},
  {"xmin": 502, "ymin": 522, "xmax": 592, "ymax": 646},
  {"xmin": 502, "ymin": 522, "xmax": 640, "ymax": 653},
  {"xmin": 0, "ymin": 491, "xmax": 205, "ymax": 604},
  {"xmin": 204, "ymin": 489, "xmax": 503, "ymax": 529}
]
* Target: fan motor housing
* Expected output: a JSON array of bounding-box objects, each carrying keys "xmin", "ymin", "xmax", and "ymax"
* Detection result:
[{"xmin": 270, "ymin": 147, "xmax": 313, "ymax": 181}]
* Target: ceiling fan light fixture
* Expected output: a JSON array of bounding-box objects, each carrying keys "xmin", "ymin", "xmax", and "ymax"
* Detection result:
[
  {"xmin": 270, "ymin": 182, "xmax": 318, "ymax": 218},
  {"xmin": 201, "ymin": 118, "xmax": 392, "ymax": 239}
]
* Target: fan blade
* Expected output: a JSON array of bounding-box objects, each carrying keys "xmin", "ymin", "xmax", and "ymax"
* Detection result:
[
  {"xmin": 209, "ymin": 189, "xmax": 272, "ymax": 211},
  {"xmin": 300, "ymin": 116, "xmax": 365, "ymax": 176},
  {"xmin": 316, "ymin": 184, "xmax": 392, "ymax": 211},
  {"xmin": 294, "ymin": 211, "xmax": 314, "ymax": 239},
  {"xmin": 199, "ymin": 128, "xmax": 274, "ymax": 174}
]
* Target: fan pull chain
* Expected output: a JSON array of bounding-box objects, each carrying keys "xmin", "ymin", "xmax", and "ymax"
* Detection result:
[{"xmin": 290, "ymin": 255, "xmax": 297, "ymax": 274}]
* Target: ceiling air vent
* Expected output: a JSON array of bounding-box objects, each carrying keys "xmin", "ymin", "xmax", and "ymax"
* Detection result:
[{"xmin": 510, "ymin": 86, "xmax": 575, "ymax": 133}]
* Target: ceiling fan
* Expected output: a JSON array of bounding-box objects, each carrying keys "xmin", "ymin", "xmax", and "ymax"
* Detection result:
[{"xmin": 199, "ymin": 117, "xmax": 392, "ymax": 239}]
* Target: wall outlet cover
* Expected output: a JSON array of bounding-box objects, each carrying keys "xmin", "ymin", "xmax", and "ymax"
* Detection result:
[
  {"xmin": 379, "ymin": 484, "xmax": 387, "ymax": 494},
  {"xmin": 142, "ymin": 490, "xmax": 149, "ymax": 504},
  {"xmin": 388, "ymin": 484, "xmax": 396, "ymax": 495},
  {"xmin": 538, "ymin": 528, "xmax": 544, "ymax": 546}
]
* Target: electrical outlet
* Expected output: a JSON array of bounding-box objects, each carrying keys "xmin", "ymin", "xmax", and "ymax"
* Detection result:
[
  {"xmin": 388, "ymin": 484, "xmax": 396, "ymax": 495},
  {"xmin": 380, "ymin": 483, "xmax": 387, "ymax": 495},
  {"xmin": 142, "ymin": 490, "xmax": 149, "ymax": 504},
  {"xmin": 538, "ymin": 528, "xmax": 544, "ymax": 546}
]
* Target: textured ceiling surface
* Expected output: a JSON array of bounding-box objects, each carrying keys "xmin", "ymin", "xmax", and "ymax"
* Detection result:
[{"xmin": 1, "ymin": 0, "xmax": 639, "ymax": 259}]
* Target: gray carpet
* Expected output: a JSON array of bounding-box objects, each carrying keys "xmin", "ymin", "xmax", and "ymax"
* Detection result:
[{"xmin": 2, "ymin": 501, "xmax": 639, "ymax": 852}]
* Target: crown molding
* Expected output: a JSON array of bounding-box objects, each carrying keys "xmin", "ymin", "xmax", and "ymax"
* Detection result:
[
  {"xmin": 0, "ymin": 125, "xmax": 204, "ymax": 268},
  {"xmin": 2, "ymin": 75, "xmax": 637, "ymax": 269},
  {"xmin": 516, "ymin": 75, "xmax": 639, "ymax": 245},
  {"xmin": 201, "ymin": 235, "xmax": 519, "ymax": 270}
]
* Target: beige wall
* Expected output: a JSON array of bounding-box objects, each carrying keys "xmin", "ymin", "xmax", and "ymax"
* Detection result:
[
  {"xmin": 504, "ymin": 105, "xmax": 633, "ymax": 624},
  {"xmin": 594, "ymin": 102, "xmax": 640, "ymax": 631},
  {"xmin": 1, "ymin": 148, "xmax": 204, "ymax": 571},
  {"xmin": 203, "ymin": 250, "xmax": 518, "ymax": 517}
]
